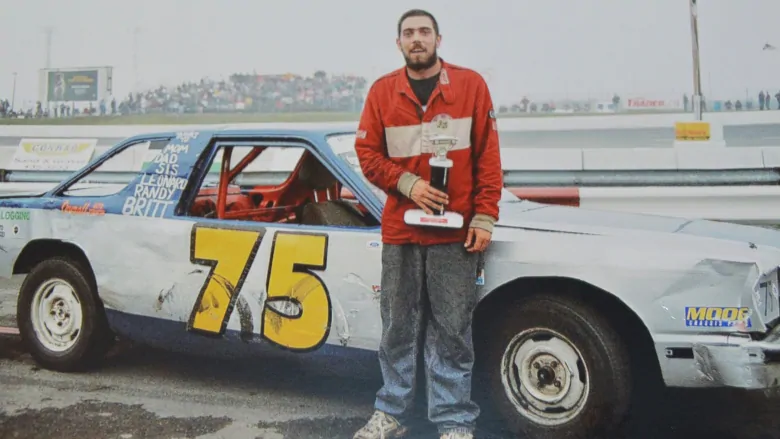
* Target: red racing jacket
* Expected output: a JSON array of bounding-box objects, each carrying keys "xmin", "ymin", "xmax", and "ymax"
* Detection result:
[{"xmin": 354, "ymin": 59, "xmax": 503, "ymax": 246}]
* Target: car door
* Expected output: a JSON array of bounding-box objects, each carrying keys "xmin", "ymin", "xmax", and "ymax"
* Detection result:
[
  {"xmin": 171, "ymin": 138, "xmax": 386, "ymax": 354},
  {"xmin": 190, "ymin": 223, "xmax": 384, "ymax": 353},
  {"xmin": 289, "ymin": 226, "xmax": 383, "ymax": 351}
]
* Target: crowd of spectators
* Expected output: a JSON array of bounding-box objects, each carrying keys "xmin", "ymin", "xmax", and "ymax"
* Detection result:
[
  {"xmin": 1, "ymin": 69, "xmax": 778, "ymax": 118},
  {"xmin": 1, "ymin": 70, "xmax": 368, "ymax": 119}
]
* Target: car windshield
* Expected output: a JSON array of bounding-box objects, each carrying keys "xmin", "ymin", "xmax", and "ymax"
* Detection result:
[{"xmin": 326, "ymin": 133, "xmax": 521, "ymax": 204}]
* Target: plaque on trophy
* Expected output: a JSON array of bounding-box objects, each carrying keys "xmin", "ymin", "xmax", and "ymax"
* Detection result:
[{"xmin": 403, "ymin": 134, "xmax": 464, "ymax": 229}]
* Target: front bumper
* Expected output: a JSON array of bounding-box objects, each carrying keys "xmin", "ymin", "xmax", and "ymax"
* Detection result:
[{"xmin": 692, "ymin": 330, "xmax": 780, "ymax": 390}]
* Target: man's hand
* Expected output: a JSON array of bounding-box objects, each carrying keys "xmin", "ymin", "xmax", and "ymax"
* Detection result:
[
  {"xmin": 409, "ymin": 179, "xmax": 449, "ymax": 214},
  {"xmin": 465, "ymin": 227, "xmax": 491, "ymax": 252}
]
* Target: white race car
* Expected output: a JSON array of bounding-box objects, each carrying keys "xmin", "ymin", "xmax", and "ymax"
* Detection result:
[{"xmin": 2, "ymin": 128, "xmax": 780, "ymax": 439}]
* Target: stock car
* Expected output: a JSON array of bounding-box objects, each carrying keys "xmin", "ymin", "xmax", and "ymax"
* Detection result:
[{"xmin": 3, "ymin": 127, "xmax": 780, "ymax": 438}]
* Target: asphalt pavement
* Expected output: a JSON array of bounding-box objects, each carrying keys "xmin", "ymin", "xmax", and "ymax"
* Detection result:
[
  {"xmin": 2, "ymin": 280, "xmax": 780, "ymax": 439},
  {"xmin": 1, "ymin": 122, "xmax": 780, "ymax": 149}
]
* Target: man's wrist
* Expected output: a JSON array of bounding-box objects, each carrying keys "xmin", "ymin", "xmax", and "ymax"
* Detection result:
[
  {"xmin": 397, "ymin": 172, "xmax": 421, "ymax": 198},
  {"xmin": 469, "ymin": 213, "xmax": 496, "ymax": 233}
]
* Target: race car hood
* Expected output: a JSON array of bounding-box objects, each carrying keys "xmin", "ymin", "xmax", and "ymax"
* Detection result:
[{"xmin": 495, "ymin": 200, "xmax": 780, "ymax": 251}]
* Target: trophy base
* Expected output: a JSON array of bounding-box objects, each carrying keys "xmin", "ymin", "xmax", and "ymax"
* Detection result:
[{"xmin": 404, "ymin": 209, "xmax": 464, "ymax": 229}]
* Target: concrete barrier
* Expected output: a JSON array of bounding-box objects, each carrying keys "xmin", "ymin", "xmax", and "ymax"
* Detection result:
[{"xmin": 577, "ymin": 186, "xmax": 780, "ymax": 225}]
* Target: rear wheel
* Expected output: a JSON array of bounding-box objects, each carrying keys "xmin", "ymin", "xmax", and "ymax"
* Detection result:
[
  {"xmin": 17, "ymin": 257, "xmax": 113, "ymax": 372},
  {"xmin": 481, "ymin": 294, "xmax": 632, "ymax": 439}
]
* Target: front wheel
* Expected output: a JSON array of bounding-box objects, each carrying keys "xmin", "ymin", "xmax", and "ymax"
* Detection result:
[
  {"xmin": 17, "ymin": 257, "xmax": 113, "ymax": 372},
  {"xmin": 481, "ymin": 294, "xmax": 632, "ymax": 439}
]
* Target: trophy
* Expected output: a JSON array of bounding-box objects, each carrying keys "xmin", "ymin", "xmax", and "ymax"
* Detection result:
[{"xmin": 403, "ymin": 134, "xmax": 464, "ymax": 229}]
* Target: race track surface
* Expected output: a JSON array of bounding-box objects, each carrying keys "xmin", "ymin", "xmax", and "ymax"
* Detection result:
[
  {"xmin": 2, "ymin": 282, "xmax": 780, "ymax": 439},
  {"xmin": 0, "ymin": 123, "xmax": 780, "ymax": 149}
]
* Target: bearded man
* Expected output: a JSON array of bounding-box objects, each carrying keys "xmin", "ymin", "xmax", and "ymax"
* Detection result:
[{"xmin": 351, "ymin": 8, "xmax": 503, "ymax": 439}]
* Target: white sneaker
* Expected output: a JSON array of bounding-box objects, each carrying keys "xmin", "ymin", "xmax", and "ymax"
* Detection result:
[
  {"xmin": 352, "ymin": 410, "xmax": 409, "ymax": 439},
  {"xmin": 440, "ymin": 432, "xmax": 473, "ymax": 439}
]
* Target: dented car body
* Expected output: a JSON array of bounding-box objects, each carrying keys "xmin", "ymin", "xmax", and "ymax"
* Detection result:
[{"xmin": 3, "ymin": 127, "xmax": 780, "ymax": 437}]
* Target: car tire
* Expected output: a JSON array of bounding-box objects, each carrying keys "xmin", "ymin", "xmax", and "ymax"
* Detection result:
[
  {"xmin": 17, "ymin": 257, "xmax": 114, "ymax": 372},
  {"xmin": 481, "ymin": 293, "xmax": 632, "ymax": 439}
]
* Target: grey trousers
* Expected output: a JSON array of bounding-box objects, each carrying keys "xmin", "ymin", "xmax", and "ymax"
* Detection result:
[{"xmin": 374, "ymin": 242, "xmax": 481, "ymax": 434}]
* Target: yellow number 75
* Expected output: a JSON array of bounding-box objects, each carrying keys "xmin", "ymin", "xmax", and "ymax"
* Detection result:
[{"xmin": 186, "ymin": 224, "xmax": 332, "ymax": 351}]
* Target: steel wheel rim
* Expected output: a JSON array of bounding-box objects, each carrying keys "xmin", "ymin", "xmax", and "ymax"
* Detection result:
[
  {"xmin": 30, "ymin": 278, "xmax": 83, "ymax": 352},
  {"xmin": 500, "ymin": 327, "xmax": 590, "ymax": 426}
]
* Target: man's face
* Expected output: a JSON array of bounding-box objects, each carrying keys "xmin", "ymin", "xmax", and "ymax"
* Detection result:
[{"xmin": 397, "ymin": 15, "xmax": 441, "ymax": 71}]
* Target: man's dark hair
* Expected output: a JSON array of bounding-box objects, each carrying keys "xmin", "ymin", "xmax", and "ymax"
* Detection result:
[{"xmin": 397, "ymin": 9, "xmax": 439, "ymax": 36}]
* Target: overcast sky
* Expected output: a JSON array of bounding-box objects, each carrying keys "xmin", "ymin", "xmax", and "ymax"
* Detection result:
[{"xmin": 1, "ymin": 0, "xmax": 778, "ymax": 107}]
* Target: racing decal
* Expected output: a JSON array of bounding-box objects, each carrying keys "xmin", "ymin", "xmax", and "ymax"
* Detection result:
[
  {"xmin": 187, "ymin": 223, "xmax": 265, "ymax": 337},
  {"xmin": 175, "ymin": 131, "xmax": 200, "ymax": 142},
  {"xmin": 60, "ymin": 201, "xmax": 106, "ymax": 216},
  {"xmin": 122, "ymin": 132, "xmax": 208, "ymax": 219},
  {"xmin": 0, "ymin": 209, "xmax": 30, "ymax": 221},
  {"xmin": 186, "ymin": 225, "xmax": 332, "ymax": 352},
  {"xmin": 684, "ymin": 306, "xmax": 752, "ymax": 328},
  {"xmin": 263, "ymin": 231, "xmax": 331, "ymax": 351}
]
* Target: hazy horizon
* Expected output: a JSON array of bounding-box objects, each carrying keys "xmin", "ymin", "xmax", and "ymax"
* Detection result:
[{"xmin": 2, "ymin": 0, "xmax": 779, "ymax": 108}]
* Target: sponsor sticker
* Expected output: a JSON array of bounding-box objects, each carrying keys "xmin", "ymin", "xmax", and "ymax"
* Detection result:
[
  {"xmin": 0, "ymin": 210, "xmax": 30, "ymax": 221},
  {"xmin": 684, "ymin": 306, "xmax": 752, "ymax": 328},
  {"xmin": 61, "ymin": 201, "xmax": 106, "ymax": 216}
]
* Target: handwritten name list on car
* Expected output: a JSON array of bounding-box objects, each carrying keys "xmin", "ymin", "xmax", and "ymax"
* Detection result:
[{"xmin": 122, "ymin": 132, "xmax": 199, "ymax": 218}]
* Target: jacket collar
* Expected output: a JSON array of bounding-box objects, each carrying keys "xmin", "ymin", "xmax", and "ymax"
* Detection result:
[{"xmin": 395, "ymin": 58, "xmax": 455, "ymax": 106}]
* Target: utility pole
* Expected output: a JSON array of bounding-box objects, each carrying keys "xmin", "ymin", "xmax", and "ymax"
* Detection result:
[
  {"xmin": 689, "ymin": 0, "xmax": 703, "ymax": 120},
  {"xmin": 44, "ymin": 26, "xmax": 54, "ymax": 68},
  {"xmin": 11, "ymin": 72, "xmax": 17, "ymax": 110},
  {"xmin": 132, "ymin": 26, "xmax": 141, "ymax": 91}
]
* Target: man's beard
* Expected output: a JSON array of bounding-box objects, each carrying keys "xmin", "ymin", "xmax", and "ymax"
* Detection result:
[{"xmin": 404, "ymin": 48, "xmax": 438, "ymax": 72}]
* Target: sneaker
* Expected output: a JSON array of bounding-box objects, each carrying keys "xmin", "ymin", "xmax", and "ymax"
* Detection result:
[
  {"xmin": 440, "ymin": 432, "xmax": 473, "ymax": 439},
  {"xmin": 352, "ymin": 410, "xmax": 409, "ymax": 439}
]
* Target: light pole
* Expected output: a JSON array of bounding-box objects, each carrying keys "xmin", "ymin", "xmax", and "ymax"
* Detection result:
[
  {"xmin": 11, "ymin": 72, "xmax": 17, "ymax": 111},
  {"xmin": 689, "ymin": 0, "xmax": 703, "ymax": 120}
]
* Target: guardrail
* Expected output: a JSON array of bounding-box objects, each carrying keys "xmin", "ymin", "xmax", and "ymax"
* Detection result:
[
  {"xmin": 2, "ymin": 168, "xmax": 780, "ymax": 189},
  {"xmin": 2, "ymin": 144, "xmax": 780, "ymax": 186}
]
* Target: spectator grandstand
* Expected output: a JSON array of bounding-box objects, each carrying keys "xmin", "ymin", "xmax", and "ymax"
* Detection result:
[
  {"xmin": 0, "ymin": 68, "xmax": 777, "ymax": 119},
  {"xmin": 1, "ymin": 70, "xmax": 369, "ymax": 119}
]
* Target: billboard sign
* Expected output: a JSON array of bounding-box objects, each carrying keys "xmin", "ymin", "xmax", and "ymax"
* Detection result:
[
  {"xmin": 47, "ymin": 70, "xmax": 98, "ymax": 102},
  {"xmin": 9, "ymin": 138, "xmax": 98, "ymax": 171},
  {"xmin": 39, "ymin": 67, "xmax": 112, "ymax": 103}
]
